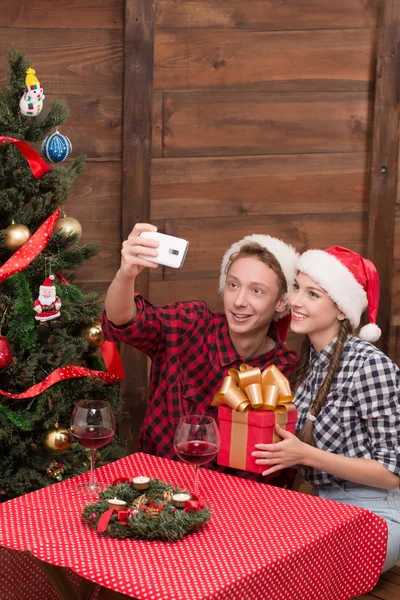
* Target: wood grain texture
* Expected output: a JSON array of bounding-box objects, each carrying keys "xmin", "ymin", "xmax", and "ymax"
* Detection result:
[
  {"xmin": 388, "ymin": 329, "xmax": 400, "ymax": 368},
  {"xmin": 68, "ymin": 161, "xmax": 122, "ymax": 221},
  {"xmin": 74, "ymin": 219, "xmax": 121, "ymax": 285},
  {"xmin": 2, "ymin": 0, "xmax": 124, "ymax": 29},
  {"xmin": 356, "ymin": 565, "xmax": 400, "ymax": 600},
  {"xmin": 150, "ymin": 278, "xmax": 224, "ymax": 311},
  {"xmin": 151, "ymin": 153, "xmax": 369, "ymax": 218},
  {"xmin": 0, "ymin": 28, "xmax": 123, "ymax": 95},
  {"xmin": 155, "ymin": 29, "xmax": 375, "ymax": 92},
  {"xmin": 163, "ymin": 92, "xmax": 372, "ymax": 157},
  {"xmin": 152, "ymin": 213, "xmax": 367, "ymax": 281},
  {"xmin": 61, "ymin": 158, "xmax": 120, "ymax": 299},
  {"xmin": 155, "ymin": 0, "xmax": 379, "ymax": 30},
  {"xmin": 391, "ymin": 209, "xmax": 400, "ymax": 325},
  {"xmin": 120, "ymin": 0, "xmax": 155, "ymax": 452},
  {"xmin": 32, "ymin": 94, "xmax": 122, "ymax": 159},
  {"xmin": 367, "ymin": 0, "xmax": 400, "ymax": 354},
  {"xmin": 152, "ymin": 93, "xmax": 163, "ymax": 158},
  {"xmin": 122, "ymin": 2, "xmax": 154, "ymax": 238}
]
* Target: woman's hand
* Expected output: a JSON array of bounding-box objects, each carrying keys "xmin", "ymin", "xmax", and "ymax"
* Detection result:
[{"xmin": 252, "ymin": 424, "xmax": 311, "ymax": 477}]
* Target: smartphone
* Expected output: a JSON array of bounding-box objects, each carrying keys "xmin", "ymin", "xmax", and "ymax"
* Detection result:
[{"xmin": 139, "ymin": 231, "xmax": 189, "ymax": 269}]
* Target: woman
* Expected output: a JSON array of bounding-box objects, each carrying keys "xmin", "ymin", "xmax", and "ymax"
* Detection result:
[{"xmin": 252, "ymin": 245, "xmax": 400, "ymax": 571}]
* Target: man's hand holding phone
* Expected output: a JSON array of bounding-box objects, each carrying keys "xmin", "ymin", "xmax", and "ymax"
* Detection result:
[{"xmin": 119, "ymin": 223, "xmax": 189, "ymax": 283}]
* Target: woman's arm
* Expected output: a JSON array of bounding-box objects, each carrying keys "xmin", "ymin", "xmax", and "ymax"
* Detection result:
[{"xmin": 252, "ymin": 424, "xmax": 400, "ymax": 489}]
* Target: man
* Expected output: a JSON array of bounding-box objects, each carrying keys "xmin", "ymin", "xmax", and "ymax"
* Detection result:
[{"xmin": 102, "ymin": 223, "xmax": 298, "ymax": 481}]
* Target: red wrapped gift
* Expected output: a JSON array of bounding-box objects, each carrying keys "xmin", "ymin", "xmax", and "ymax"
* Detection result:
[{"xmin": 212, "ymin": 364, "xmax": 297, "ymax": 474}]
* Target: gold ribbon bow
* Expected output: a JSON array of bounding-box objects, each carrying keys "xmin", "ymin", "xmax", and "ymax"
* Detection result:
[{"xmin": 212, "ymin": 364, "xmax": 295, "ymax": 414}]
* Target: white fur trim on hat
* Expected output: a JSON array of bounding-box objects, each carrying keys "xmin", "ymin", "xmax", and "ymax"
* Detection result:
[
  {"xmin": 219, "ymin": 234, "xmax": 298, "ymax": 297},
  {"xmin": 296, "ymin": 250, "xmax": 368, "ymax": 329}
]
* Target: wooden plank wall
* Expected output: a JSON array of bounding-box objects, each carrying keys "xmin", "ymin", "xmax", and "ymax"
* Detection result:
[
  {"xmin": 149, "ymin": 0, "xmax": 387, "ymax": 357},
  {"xmin": 0, "ymin": 0, "xmax": 125, "ymax": 298},
  {"xmin": 368, "ymin": 0, "xmax": 400, "ymax": 362}
]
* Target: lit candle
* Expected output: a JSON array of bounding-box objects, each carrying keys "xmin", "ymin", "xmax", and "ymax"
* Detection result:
[
  {"xmin": 106, "ymin": 497, "xmax": 127, "ymax": 511},
  {"xmin": 132, "ymin": 476, "xmax": 151, "ymax": 490},
  {"xmin": 171, "ymin": 493, "xmax": 191, "ymax": 508}
]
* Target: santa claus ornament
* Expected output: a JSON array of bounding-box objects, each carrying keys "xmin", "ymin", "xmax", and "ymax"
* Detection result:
[
  {"xmin": 19, "ymin": 67, "xmax": 45, "ymax": 117},
  {"xmin": 34, "ymin": 275, "xmax": 61, "ymax": 322}
]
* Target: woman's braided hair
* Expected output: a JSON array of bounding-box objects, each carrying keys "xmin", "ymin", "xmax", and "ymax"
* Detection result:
[{"xmin": 293, "ymin": 318, "xmax": 352, "ymax": 446}]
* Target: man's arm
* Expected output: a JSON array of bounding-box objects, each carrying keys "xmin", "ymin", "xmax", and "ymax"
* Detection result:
[{"xmin": 105, "ymin": 223, "xmax": 159, "ymax": 326}]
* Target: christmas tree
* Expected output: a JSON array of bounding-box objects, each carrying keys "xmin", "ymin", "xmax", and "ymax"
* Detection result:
[{"xmin": 0, "ymin": 51, "xmax": 125, "ymax": 500}]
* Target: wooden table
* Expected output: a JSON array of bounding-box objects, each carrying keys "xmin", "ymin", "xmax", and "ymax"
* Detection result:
[{"xmin": 0, "ymin": 453, "xmax": 388, "ymax": 600}]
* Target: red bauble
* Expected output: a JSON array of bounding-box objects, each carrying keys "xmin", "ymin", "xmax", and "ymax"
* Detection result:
[{"xmin": 0, "ymin": 336, "xmax": 13, "ymax": 368}]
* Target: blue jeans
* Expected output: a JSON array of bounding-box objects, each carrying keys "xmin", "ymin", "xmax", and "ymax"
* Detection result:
[{"xmin": 316, "ymin": 482, "xmax": 400, "ymax": 572}]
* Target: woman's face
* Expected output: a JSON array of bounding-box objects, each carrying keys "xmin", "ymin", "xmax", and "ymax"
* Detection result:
[
  {"xmin": 223, "ymin": 257, "xmax": 286, "ymax": 337},
  {"xmin": 289, "ymin": 272, "xmax": 344, "ymax": 351}
]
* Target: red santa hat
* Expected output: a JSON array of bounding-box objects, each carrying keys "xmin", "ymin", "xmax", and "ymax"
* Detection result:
[
  {"xmin": 296, "ymin": 246, "xmax": 381, "ymax": 342},
  {"xmin": 40, "ymin": 274, "xmax": 56, "ymax": 291}
]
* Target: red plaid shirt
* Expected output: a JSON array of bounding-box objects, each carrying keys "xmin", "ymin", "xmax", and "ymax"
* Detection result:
[{"xmin": 102, "ymin": 295, "xmax": 298, "ymax": 483}]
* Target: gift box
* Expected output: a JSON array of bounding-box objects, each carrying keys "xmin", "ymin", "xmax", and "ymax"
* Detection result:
[
  {"xmin": 212, "ymin": 364, "xmax": 297, "ymax": 474},
  {"xmin": 217, "ymin": 405, "xmax": 297, "ymax": 473}
]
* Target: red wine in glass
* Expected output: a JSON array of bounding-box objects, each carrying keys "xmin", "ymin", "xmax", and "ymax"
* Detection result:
[
  {"xmin": 71, "ymin": 400, "xmax": 115, "ymax": 495},
  {"xmin": 175, "ymin": 441, "xmax": 219, "ymax": 466},
  {"xmin": 72, "ymin": 426, "xmax": 114, "ymax": 450},
  {"xmin": 174, "ymin": 415, "xmax": 220, "ymax": 496}
]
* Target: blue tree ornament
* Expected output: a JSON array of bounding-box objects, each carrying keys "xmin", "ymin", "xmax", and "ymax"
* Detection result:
[{"xmin": 42, "ymin": 129, "xmax": 72, "ymax": 163}]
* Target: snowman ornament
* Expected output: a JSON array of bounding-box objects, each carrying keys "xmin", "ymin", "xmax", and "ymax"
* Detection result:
[{"xmin": 20, "ymin": 68, "xmax": 45, "ymax": 117}]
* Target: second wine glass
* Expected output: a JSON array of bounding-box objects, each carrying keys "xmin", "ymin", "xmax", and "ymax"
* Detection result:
[
  {"xmin": 70, "ymin": 399, "xmax": 115, "ymax": 495},
  {"xmin": 174, "ymin": 414, "xmax": 220, "ymax": 497}
]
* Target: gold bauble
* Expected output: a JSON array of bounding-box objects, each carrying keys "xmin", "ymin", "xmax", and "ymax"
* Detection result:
[
  {"xmin": 84, "ymin": 321, "xmax": 104, "ymax": 345},
  {"xmin": 5, "ymin": 223, "xmax": 31, "ymax": 252},
  {"xmin": 44, "ymin": 424, "xmax": 72, "ymax": 455},
  {"xmin": 54, "ymin": 216, "xmax": 83, "ymax": 240}
]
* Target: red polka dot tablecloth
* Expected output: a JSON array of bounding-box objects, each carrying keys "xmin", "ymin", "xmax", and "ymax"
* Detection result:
[
  {"xmin": 0, "ymin": 547, "xmax": 84, "ymax": 600},
  {"xmin": 0, "ymin": 453, "xmax": 388, "ymax": 600}
]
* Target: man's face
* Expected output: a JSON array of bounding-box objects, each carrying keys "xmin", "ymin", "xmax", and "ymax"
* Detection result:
[
  {"xmin": 223, "ymin": 257, "xmax": 286, "ymax": 337},
  {"xmin": 42, "ymin": 289, "xmax": 52, "ymax": 299}
]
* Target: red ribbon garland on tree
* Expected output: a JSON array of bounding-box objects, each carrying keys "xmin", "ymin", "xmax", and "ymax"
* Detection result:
[
  {"xmin": 0, "ymin": 208, "xmax": 61, "ymax": 283},
  {"xmin": 0, "ymin": 361, "xmax": 123, "ymax": 401},
  {"xmin": 0, "ymin": 209, "xmax": 125, "ymax": 398},
  {"xmin": 0, "ymin": 136, "xmax": 51, "ymax": 179}
]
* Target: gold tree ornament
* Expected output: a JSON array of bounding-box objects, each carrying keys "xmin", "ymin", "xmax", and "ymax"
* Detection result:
[
  {"xmin": 5, "ymin": 223, "xmax": 31, "ymax": 252},
  {"xmin": 44, "ymin": 424, "xmax": 72, "ymax": 455},
  {"xmin": 54, "ymin": 216, "xmax": 83, "ymax": 240},
  {"xmin": 84, "ymin": 321, "xmax": 104, "ymax": 345}
]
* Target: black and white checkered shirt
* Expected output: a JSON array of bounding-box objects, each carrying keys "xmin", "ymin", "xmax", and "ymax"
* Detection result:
[{"xmin": 294, "ymin": 336, "xmax": 400, "ymax": 488}]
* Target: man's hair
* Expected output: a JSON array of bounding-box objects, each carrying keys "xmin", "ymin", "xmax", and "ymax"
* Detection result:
[{"xmin": 225, "ymin": 242, "xmax": 287, "ymax": 297}]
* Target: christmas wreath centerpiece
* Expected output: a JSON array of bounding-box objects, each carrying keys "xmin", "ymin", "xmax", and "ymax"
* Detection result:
[{"xmin": 82, "ymin": 477, "xmax": 211, "ymax": 542}]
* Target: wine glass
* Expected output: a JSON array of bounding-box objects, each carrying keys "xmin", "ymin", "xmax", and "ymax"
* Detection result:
[
  {"xmin": 70, "ymin": 399, "xmax": 115, "ymax": 495},
  {"xmin": 174, "ymin": 415, "xmax": 220, "ymax": 497}
]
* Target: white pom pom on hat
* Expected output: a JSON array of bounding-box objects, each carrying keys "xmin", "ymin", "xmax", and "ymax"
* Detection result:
[
  {"xmin": 358, "ymin": 323, "xmax": 382, "ymax": 343},
  {"xmin": 296, "ymin": 246, "xmax": 381, "ymax": 342}
]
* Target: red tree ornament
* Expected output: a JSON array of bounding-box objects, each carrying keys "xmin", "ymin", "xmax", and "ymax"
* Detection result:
[{"xmin": 0, "ymin": 336, "xmax": 13, "ymax": 368}]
